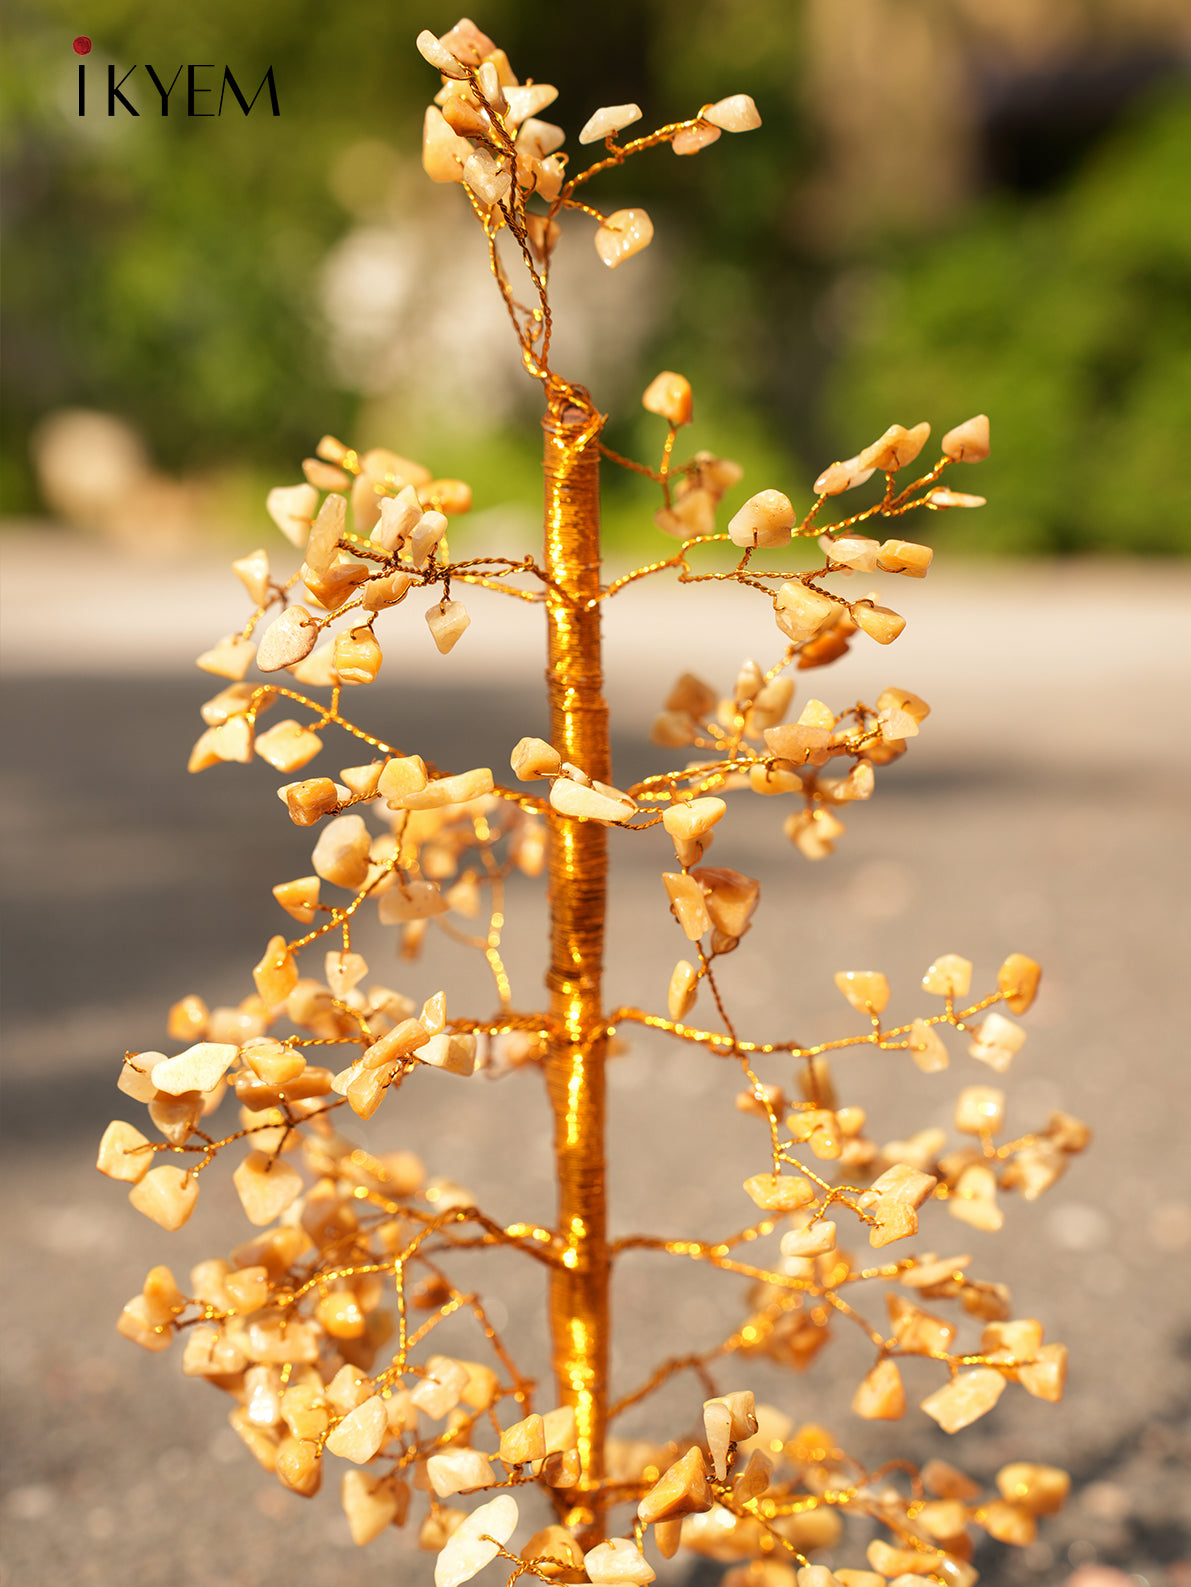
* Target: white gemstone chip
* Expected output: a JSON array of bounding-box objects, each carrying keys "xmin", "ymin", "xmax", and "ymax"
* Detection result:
[
  {"xmin": 416, "ymin": 29, "xmax": 469, "ymax": 79},
  {"xmin": 426, "ymin": 600, "xmax": 471, "ymax": 654},
  {"xmin": 266, "ymin": 483, "xmax": 318, "ymax": 547},
  {"xmin": 232, "ymin": 548, "xmax": 270, "ymax": 606},
  {"xmin": 151, "ymin": 1042, "xmax": 238, "ymax": 1097},
  {"xmin": 584, "ymin": 1538, "xmax": 656, "ymax": 1585},
  {"xmin": 257, "ymin": 606, "xmax": 318, "ymax": 672},
  {"xmin": 813, "ymin": 456, "xmax": 876, "ymax": 495},
  {"xmin": 594, "ymin": 209, "xmax": 654, "ymax": 269},
  {"xmin": 728, "ymin": 489, "xmax": 796, "ymax": 549},
  {"xmin": 704, "ymin": 94, "xmax": 761, "ymax": 132},
  {"xmin": 550, "ymin": 778, "xmax": 636, "ymax": 824},
  {"xmin": 325, "ymin": 1395, "xmax": 388, "ymax": 1462},
  {"xmin": 672, "ymin": 123, "xmax": 721, "ymax": 155},
  {"xmin": 503, "ymin": 84, "xmax": 558, "ymax": 127},
  {"xmin": 434, "ymin": 1494, "xmax": 519, "ymax": 1587},
  {"xmin": 941, "ymin": 413, "xmax": 990, "ymax": 462},
  {"xmin": 427, "ymin": 1448, "xmax": 496, "ymax": 1497},
  {"xmin": 968, "ymin": 1012, "xmax": 1027, "ymax": 1072},
  {"xmin": 196, "ymin": 634, "xmax": 256, "ymax": 681},
  {"xmin": 579, "ymin": 103, "xmax": 643, "ymax": 144}
]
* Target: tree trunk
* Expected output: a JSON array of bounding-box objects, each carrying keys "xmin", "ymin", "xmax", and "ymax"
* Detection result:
[{"xmin": 541, "ymin": 386, "xmax": 610, "ymax": 1543}]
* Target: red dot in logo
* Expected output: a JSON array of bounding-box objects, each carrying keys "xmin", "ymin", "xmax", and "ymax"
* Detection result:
[{"xmin": 73, "ymin": 36, "xmax": 92, "ymax": 55}]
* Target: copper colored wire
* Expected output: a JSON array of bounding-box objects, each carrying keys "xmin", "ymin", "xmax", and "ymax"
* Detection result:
[{"xmin": 540, "ymin": 382, "xmax": 611, "ymax": 1539}]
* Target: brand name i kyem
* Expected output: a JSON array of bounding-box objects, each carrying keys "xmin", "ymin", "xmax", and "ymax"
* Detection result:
[{"xmin": 78, "ymin": 64, "xmax": 280, "ymax": 116}]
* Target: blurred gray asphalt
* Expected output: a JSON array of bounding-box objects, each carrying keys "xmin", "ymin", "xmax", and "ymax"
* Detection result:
[{"xmin": 1, "ymin": 537, "xmax": 1189, "ymax": 1586}]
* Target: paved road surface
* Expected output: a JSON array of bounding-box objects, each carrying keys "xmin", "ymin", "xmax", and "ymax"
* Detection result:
[{"xmin": 1, "ymin": 537, "xmax": 1188, "ymax": 1585}]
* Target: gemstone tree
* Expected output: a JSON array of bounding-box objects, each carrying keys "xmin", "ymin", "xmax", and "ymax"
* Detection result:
[{"xmin": 100, "ymin": 17, "xmax": 1086, "ymax": 1583}]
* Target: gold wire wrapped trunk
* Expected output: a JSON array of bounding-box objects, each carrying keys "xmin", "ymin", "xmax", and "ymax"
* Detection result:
[{"xmin": 542, "ymin": 388, "xmax": 610, "ymax": 1537}]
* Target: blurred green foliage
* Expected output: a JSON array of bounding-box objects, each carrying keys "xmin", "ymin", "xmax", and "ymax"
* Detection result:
[
  {"xmin": 3, "ymin": 0, "xmax": 461, "ymax": 504},
  {"xmin": 3, "ymin": 0, "xmax": 1188, "ymax": 553},
  {"xmin": 1, "ymin": 0, "xmax": 809, "ymax": 528},
  {"xmin": 823, "ymin": 90, "xmax": 1191, "ymax": 555}
]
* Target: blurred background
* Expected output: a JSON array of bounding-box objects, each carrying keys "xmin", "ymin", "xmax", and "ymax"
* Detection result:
[
  {"xmin": 2, "ymin": 3, "xmax": 1190, "ymax": 1587},
  {"xmin": 4, "ymin": 0, "xmax": 1191, "ymax": 551}
]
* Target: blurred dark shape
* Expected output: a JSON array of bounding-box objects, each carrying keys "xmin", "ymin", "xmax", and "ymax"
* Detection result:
[
  {"xmin": 799, "ymin": 0, "xmax": 1191, "ymax": 238},
  {"xmin": 977, "ymin": 45, "xmax": 1184, "ymax": 194}
]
